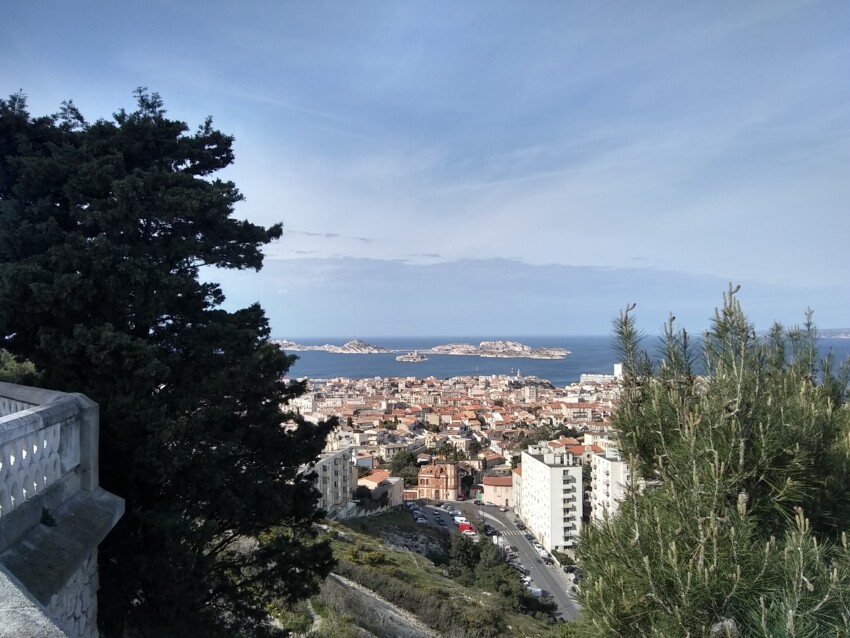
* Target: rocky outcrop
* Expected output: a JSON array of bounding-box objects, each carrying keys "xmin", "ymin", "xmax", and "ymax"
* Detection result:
[
  {"xmin": 274, "ymin": 339, "xmax": 389, "ymax": 354},
  {"xmin": 377, "ymin": 528, "xmax": 447, "ymax": 559},
  {"xmin": 430, "ymin": 340, "xmax": 569, "ymax": 359},
  {"xmin": 321, "ymin": 574, "xmax": 441, "ymax": 638}
]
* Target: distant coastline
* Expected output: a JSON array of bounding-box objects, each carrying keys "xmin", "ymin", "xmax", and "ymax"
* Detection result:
[{"xmin": 274, "ymin": 338, "xmax": 570, "ymax": 360}]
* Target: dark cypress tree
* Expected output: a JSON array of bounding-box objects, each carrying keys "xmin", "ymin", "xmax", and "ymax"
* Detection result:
[{"xmin": 0, "ymin": 90, "xmax": 335, "ymax": 636}]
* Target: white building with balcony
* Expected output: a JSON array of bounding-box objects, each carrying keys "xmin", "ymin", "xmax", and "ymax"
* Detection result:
[
  {"xmin": 519, "ymin": 442, "xmax": 582, "ymax": 553},
  {"xmin": 590, "ymin": 446, "xmax": 630, "ymax": 524}
]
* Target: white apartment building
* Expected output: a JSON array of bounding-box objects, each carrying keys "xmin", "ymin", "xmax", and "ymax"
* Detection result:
[
  {"xmin": 519, "ymin": 443, "xmax": 582, "ymax": 553},
  {"xmin": 590, "ymin": 446, "xmax": 630, "ymax": 524}
]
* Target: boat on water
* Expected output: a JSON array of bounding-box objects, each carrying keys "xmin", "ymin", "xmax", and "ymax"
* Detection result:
[{"xmin": 396, "ymin": 350, "xmax": 428, "ymax": 362}]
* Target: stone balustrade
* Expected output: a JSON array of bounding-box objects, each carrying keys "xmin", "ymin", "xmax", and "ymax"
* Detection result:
[{"xmin": 0, "ymin": 382, "xmax": 123, "ymax": 638}]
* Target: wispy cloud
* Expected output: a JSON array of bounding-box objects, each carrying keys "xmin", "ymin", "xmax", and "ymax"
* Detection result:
[{"xmin": 287, "ymin": 230, "xmax": 373, "ymax": 244}]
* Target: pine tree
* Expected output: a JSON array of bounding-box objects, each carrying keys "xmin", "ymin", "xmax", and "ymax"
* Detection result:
[
  {"xmin": 0, "ymin": 90, "xmax": 335, "ymax": 636},
  {"xmin": 570, "ymin": 287, "xmax": 850, "ymax": 637}
]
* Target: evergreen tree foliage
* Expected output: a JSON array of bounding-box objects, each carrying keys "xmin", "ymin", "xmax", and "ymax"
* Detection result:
[
  {"xmin": 0, "ymin": 90, "xmax": 335, "ymax": 636},
  {"xmin": 574, "ymin": 287, "xmax": 850, "ymax": 637}
]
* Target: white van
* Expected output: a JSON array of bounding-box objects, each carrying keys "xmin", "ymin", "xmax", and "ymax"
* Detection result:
[{"xmin": 453, "ymin": 516, "xmax": 469, "ymax": 525}]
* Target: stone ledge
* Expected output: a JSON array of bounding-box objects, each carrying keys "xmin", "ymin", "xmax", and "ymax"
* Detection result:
[
  {"xmin": 0, "ymin": 488, "xmax": 124, "ymax": 606},
  {"xmin": 0, "ymin": 566, "xmax": 68, "ymax": 638}
]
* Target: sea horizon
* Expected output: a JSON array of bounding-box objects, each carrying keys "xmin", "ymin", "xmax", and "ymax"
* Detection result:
[{"xmin": 282, "ymin": 335, "xmax": 850, "ymax": 388}]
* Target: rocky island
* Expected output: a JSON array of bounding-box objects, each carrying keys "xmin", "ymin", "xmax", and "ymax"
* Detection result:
[
  {"xmin": 274, "ymin": 339, "xmax": 389, "ymax": 354},
  {"xmin": 428, "ymin": 340, "xmax": 569, "ymax": 359},
  {"xmin": 274, "ymin": 339, "xmax": 569, "ymax": 359}
]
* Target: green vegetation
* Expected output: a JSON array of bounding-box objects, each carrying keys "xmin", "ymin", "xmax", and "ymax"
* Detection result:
[
  {"xmin": 323, "ymin": 520, "xmax": 556, "ymax": 637},
  {"xmin": 0, "ymin": 91, "xmax": 334, "ymax": 636},
  {"xmin": 0, "ymin": 349, "xmax": 35, "ymax": 383},
  {"xmin": 573, "ymin": 289, "xmax": 850, "ymax": 637},
  {"xmin": 390, "ymin": 449, "xmax": 421, "ymax": 486}
]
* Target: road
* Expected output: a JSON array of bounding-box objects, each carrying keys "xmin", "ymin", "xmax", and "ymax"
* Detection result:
[{"xmin": 455, "ymin": 503, "xmax": 582, "ymax": 621}]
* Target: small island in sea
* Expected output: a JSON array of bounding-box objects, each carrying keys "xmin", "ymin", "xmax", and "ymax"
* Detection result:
[{"xmin": 274, "ymin": 339, "xmax": 570, "ymax": 359}]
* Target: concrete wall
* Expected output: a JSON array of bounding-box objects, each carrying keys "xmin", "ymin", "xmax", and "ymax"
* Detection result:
[
  {"xmin": 0, "ymin": 383, "xmax": 123, "ymax": 638},
  {"xmin": 46, "ymin": 551, "xmax": 98, "ymax": 638}
]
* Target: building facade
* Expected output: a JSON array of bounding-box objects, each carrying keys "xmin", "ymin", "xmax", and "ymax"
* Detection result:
[
  {"xmin": 312, "ymin": 446, "xmax": 355, "ymax": 516},
  {"xmin": 481, "ymin": 475, "xmax": 513, "ymax": 507},
  {"xmin": 590, "ymin": 446, "xmax": 630, "ymax": 524},
  {"xmin": 519, "ymin": 443, "xmax": 582, "ymax": 553},
  {"xmin": 416, "ymin": 462, "xmax": 458, "ymax": 501}
]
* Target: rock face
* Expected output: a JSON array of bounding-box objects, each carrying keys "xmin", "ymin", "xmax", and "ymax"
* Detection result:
[
  {"xmin": 274, "ymin": 339, "xmax": 389, "ymax": 354},
  {"xmin": 430, "ymin": 340, "xmax": 569, "ymax": 359},
  {"xmin": 378, "ymin": 528, "xmax": 447, "ymax": 559},
  {"xmin": 322, "ymin": 574, "xmax": 441, "ymax": 638}
]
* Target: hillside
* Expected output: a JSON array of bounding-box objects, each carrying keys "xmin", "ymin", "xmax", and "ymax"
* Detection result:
[{"xmin": 305, "ymin": 513, "xmax": 560, "ymax": 638}]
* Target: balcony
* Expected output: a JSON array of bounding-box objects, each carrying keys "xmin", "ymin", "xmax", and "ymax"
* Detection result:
[{"xmin": 0, "ymin": 382, "xmax": 124, "ymax": 638}]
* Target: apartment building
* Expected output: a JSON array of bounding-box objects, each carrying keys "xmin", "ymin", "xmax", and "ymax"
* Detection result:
[
  {"xmin": 512, "ymin": 466, "xmax": 523, "ymax": 518},
  {"xmin": 312, "ymin": 445, "xmax": 356, "ymax": 516},
  {"xmin": 519, "ymin": 443, "xmax": 582, "ymax": 553},
  {"xmin": 590, "ymin": 446, "xmax": 630, "ymax": 524}
]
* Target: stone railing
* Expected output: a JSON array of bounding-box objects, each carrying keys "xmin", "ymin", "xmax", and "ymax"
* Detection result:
[{"xmin": 0, "ymin": 382, "xmax": 123, "ymax": 638}]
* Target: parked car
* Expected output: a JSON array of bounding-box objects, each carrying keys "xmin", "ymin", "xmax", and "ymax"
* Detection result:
[
  {"xmin": 499, "ymin": 506, "xmax": 508, "ymax": 512},
  {"xmin": 516, "ymin": 521, "xmax": 526, "ymax": 530},
  {"xmin": 416, "ymin": 518, "xmax": 428, "ymax": 524}
]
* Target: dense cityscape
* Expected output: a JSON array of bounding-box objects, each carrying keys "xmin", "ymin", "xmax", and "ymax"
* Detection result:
[{"xmin": 3, "ymin": 3, "xmax": 848, "ymax": 637}]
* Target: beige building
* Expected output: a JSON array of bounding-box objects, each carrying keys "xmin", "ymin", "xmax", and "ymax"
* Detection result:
[
  {"xmin": 358, "ymin": 469, "xmax": 404, "ymax": 508},
  {"xmin": 481, "ymin": 475, "xmax": 513, "ymax": 507},
  {"xmin": 512, "ymin": 466, "xmax": 523, "ymax": 518}
]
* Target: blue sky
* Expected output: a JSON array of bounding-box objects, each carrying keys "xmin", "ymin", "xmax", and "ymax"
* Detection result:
[{"xmin": 3, "ymin": 1, "xmax": 848, "ymax": 337}]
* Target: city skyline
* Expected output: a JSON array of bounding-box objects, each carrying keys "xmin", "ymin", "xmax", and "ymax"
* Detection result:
[{"xmin": 3, "ymin": 1, "xmax": 848, "ymax": 336}]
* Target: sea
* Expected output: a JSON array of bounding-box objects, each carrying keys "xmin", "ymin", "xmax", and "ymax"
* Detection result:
[{"xmin": 284, "ymin": 336, "xmax": 850, "ymax": 388}]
